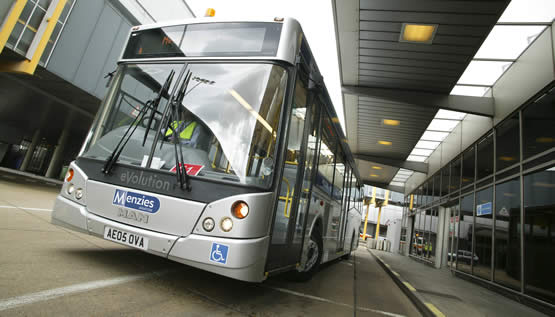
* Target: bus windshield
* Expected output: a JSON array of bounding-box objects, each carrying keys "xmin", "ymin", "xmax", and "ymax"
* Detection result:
[{"xmin": 83, "ymin": 62, "xmax": 288, "ymax": 188}]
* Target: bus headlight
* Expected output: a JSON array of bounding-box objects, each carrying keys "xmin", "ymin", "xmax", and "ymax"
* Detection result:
[
  {"xmin": 220, "ymin": 217, "xmax": 233, "ymax": 232},
  {"xmin": 202, "ymin": 217, "xmax": 215, "ymax": 232},
  {"xmin": 75, "ymin": 188, "xmax": 83, "ymax": 200},
  {"xmin": 231, "ymin": 201, "xmax": 249, "ymax": 219},
  {"xmin": 67, "ymin": 184, "xmax": 75, "ymax": 195}
]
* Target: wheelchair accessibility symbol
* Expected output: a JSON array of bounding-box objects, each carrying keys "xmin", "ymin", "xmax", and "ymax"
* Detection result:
[{"xmin": 209, "ymin": 242, "xmax": 229, "ymax": 264}]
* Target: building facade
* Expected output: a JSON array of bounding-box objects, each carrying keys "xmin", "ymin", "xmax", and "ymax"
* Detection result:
[
  {"xmin": 399, "ymin": 23, "xmax": 555, "ymax": 310},
  {"xmin": 0, "ymin": 0, "xmax": 193, "ymax": 179}
]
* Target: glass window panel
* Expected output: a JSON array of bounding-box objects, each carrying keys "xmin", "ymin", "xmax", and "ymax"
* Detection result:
[
  {"xmin": 27, "ymin": 6, "xmax": 45, "ymax": 31},
  {"xmin": 462, "ymin": 147, "xmax": 475, "ymax": 187},
  {"xmin": 59, "ymin": 0, "xmax": 75, "ymax": 23},
  {"xmin": 457, "ymin": 193, "xmax": 474, "ymax": 273},
  {"xmin": 425, "ymin": 181, "xmax": 431, "ymax": 205},
  {"xmin": 415, "ymin": 140, "xmax": 440, "ymax": 150},
  {"xmin": 429, "ymin": 208, "xmax": 438, "ymax": 261},
  {"xmin": 496, "ymin": 114, "xmax": 520, "ymax": 171},
  {"xmin": 37, "ymin": 0, "xmax": 53, "ymax": 10},
  {"xmin": 435, "ymin": 109, "xmax": 466, "ymax": 120},
  {"xmin": 450, "ymin": 85, "xmax": 490, "ymax": 97},
  {"xmin": 412, "ymin": 212, "xmax": 420, "ymax": 256},
  {"xmin": 524, "ymin": 166, "xmax": 555, "ymax": 305},
  {"xmin": 474, "ymin": 186, "xmax": 493, "ymax": 280},
  {"xmin": 421, "ymin": 131, "xmax": 449, "ymax": 142},
  {"xmin": 448, "ymin": 200, "xmax": 460, "ymax": 269},
  {"xmin": 522, "ymin": 90, "xmax": 555, "ymax": 159},
  {"xmin": 477, "ymin": 133, "xmax": 494, "ymax": 180},
  {"xmin": 475, "ymin": 25, "xmax": 546, "ymax": 60},
  {"xmin": 457, "ymin": 61, "xmax": 512, "ymax": 86},
  {"xmin": 333, "ymin": 149, "xmax": 345, "ymax": 203},
  {"xmin": 7, "ymin": 22, "xmax": 24, "ymax": 48},
  {"xmin": 15, "ymin": 29, "xmax": 36, "ymax": 53},
  {"xmin": 316, "ymin": 115, "xmax": 336, "ymax": 196},
  {"xmin": 407, "ymin": 155, "xmax": 427, "ymax": 162},
  {"xmin": 441, "ymin": 166, "xmax": 449, "ymax": 196},
  {"xmin": 422, "ymin": 183, "xmax": 428, "ymax": 206},
  {"xmin": 494, "ymin": 178, "xmax": 521, "ymax": 291},
  {"xmin": 451, "ymin": 157, "xmax": 461, "ymax": 192},
  {"xmin": 20, "ymin": 1, "xmax": 34, "ymax": 22},
  {"xmin": 417, "ymin": 187, "xmax": 423, "ymax": 207},
  {"xmin": 433, "ymin": 173, "xmax": 440, "ymax": 201},
  {"xmin": 427, "ymin": 119, "xmax": 460, "ymax": 132},
  {"xmin": 498, "ymin": 0, "xmax": 555, "ymax": 23},
  {"xmin": 425, "ymin": 209, "xmax": 433, "ymax": 259},
  {"xmin": 40, "ymin": 22, "xmax": 62, "ymax": 65}
]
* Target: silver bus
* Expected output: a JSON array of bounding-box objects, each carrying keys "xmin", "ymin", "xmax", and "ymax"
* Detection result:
[{"xmin": 52, "ymin": 17, "xmax": 363, "ymax": 282}]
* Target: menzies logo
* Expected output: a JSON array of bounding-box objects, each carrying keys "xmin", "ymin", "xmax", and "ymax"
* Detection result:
[{"xmin": 112, "ymin": 189, "xmax": 160, "ymax": 213}]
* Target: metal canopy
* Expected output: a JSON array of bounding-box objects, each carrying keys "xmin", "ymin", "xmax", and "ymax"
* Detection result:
[{"xmin": 333, "ymin": 0, "xmax": 510, "ymax": 189}]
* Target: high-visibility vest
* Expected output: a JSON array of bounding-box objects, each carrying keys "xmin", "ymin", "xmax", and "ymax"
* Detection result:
[{"xmin": 165, "ymin": 121, "xmax": 197, "ymax": 140}]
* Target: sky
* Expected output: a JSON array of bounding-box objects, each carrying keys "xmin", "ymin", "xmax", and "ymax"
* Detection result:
[{"xmin": 180, "ymin": 0, "xmax": 345, "ymax": 131}]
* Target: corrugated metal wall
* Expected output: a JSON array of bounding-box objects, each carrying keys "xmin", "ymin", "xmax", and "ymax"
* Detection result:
[{"xmin": 46, "ymin": 0, "xmax": 132, "ymax": 100}]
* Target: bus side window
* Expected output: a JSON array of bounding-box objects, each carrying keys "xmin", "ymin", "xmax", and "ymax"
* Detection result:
[{"xmin": 315, "ymin": 114, "xmax": 336, "ymax": 197}]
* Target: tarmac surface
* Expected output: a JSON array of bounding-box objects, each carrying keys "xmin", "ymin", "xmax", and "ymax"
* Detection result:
[{"xmin": 0, "ymin": 173, "xmax": 420, "ymax": 317}]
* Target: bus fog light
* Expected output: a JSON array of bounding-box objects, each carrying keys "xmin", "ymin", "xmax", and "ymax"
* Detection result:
[
  {"xmin": 67, "ymin": 184, "xmax": 75, "ymax": 195},
  {"xmin": 220, "ymin": 217, "xmax": 233, "ymax": 232},
  {"xmin": 75, "ymin": 188, "xmax": 83, "ymax": 200},
  {"xmin": 231, "ymin": 201, "xmax": 249, "ymax": 219},
  {"xmin": 202, "ymin": 217, "xmax": 215, "ymax": 232}
]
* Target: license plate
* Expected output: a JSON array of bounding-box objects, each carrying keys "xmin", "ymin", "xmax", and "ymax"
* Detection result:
[{"xmin": 104, "ymin": 226, "xmax": 149, "ymax": 250}]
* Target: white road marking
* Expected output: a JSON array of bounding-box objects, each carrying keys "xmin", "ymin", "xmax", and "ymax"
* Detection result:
[
  {"xmin": 0, "ymin": 206, "xmax": 52, "ymax": 212},
  {"xmin": 0, "ymin": 270, "xmax": 170, "ymax": 312},
  {"xmin": 264, "ymin": 285, "xmax": 406, "ymax": 317}
]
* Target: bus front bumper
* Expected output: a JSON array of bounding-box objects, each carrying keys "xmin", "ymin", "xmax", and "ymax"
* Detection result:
[{"xmin": 52, "ymin": 195, "xmax": 269, "ymax": 282}]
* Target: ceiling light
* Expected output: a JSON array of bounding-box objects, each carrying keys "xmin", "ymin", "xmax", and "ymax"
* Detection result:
[
  {"xmin": 378, "ymin": 140, "xmax": 392, "ymax": 146},
  {"xmin": 383, "ymin": 119, "xmax": 400, "ymax": 126},
  {"xmin": 415, "ymin": 140, "xmax": 440, "ymax": 150},
  {"xmin": 372, "ymin": 166, "xmax": 382, "ymax": 170},
  {"xmin": 411, "ymin": 148, "xmax": 433, "ymax": 156},
  {"xmin": 407, "ymin": 155, "xmax": 427, "ymax": 162},
  {"xmin": 400, "ymin": 23, "xmax": 438, "ymax": 44}
]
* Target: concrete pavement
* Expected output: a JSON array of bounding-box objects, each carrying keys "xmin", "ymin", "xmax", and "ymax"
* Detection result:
[
  {"xmin": 0, "ymin": 174, "xmax": 420, "ymax": 317},
  {"xmin": 370, "ymin": 249, "xmax": 548, "ymax": 317}
]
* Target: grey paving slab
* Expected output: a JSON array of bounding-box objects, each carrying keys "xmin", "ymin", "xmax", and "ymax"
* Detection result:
[
  {"xmin": 0, "ymin": 178, "xmax": 420, "ymax": 316},
  {"xmin": 371, "ymin": 250, "xmax": 547, "ymax": 317}
]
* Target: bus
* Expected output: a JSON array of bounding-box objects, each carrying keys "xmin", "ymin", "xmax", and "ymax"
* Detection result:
[{"xmin": 51, "ymin": 17, "xmax": 363, "ymax": 282}]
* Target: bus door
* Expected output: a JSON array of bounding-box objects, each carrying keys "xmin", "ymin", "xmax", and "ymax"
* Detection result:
[
  {"xmin": 266, "ymin": 74, "xmax": 317, "ymax": 271},
  {"xmin": 337, "ymin": 166, "xmax": 352, "ymax": 251}
]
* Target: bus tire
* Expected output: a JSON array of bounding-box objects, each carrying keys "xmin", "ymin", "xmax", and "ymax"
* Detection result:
[{"xmin": 291, "ymin": 229, "xmax": 323, "ymax": 282}]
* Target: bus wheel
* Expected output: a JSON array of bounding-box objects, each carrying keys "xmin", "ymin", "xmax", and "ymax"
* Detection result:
[{"xmin": 290, "ymin": 230, "xmax": 322, "ymax": 282}]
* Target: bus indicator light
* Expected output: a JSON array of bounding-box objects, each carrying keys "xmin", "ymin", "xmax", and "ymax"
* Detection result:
[
  {"xmin": 231, "ymin": 201, "xmax": 249, "ymax": 219},
  {"xmin": 205, "ymin": 8, "xmax": 216, "ymax": 17},
  {"xmin": 66, "ymin": 168, "xmax": 74, "ymax": 182}
]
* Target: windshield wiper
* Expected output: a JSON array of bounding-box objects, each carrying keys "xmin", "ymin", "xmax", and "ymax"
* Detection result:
[
  {"xmin": 168, "ymin": 71, "xmax": 193, "ymax": 190},
  {"xmin": 142, "ymin": 70, "xmax": 175, "ymax": 146},
  {"xmin": 102, "ymin": 70, "xmax": 175, "ymax": 174}
]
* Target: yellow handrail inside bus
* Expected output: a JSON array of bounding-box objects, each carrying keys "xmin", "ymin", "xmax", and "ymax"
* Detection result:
[{"xmin": 278, "ymin": 177, "xmax": 294, "ymax": 218}]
